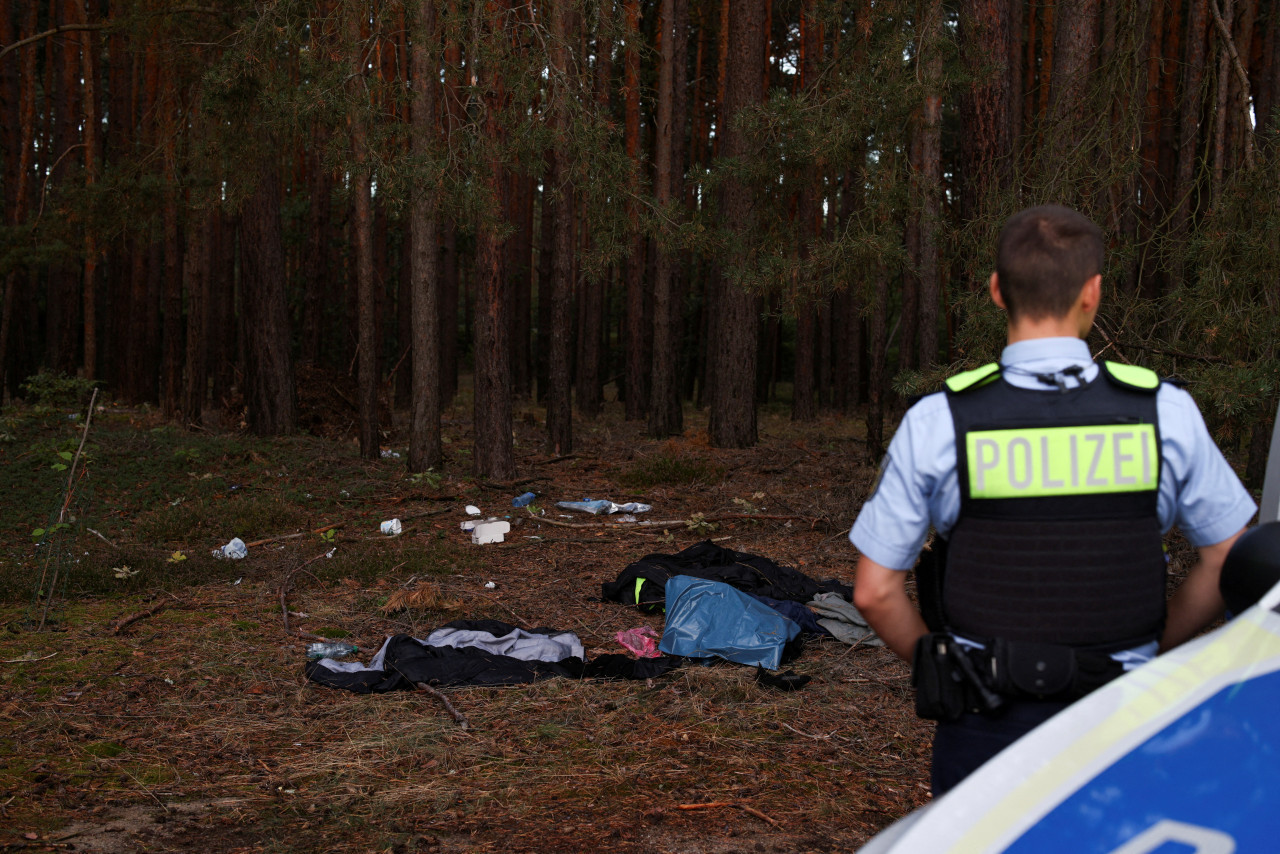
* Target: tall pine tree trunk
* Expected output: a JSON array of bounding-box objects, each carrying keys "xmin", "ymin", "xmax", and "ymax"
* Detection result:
[
  {"xmin": 182, "ymin": 211, "xmax": 210, "ymax": 424},
  {"xmin": 918, "ymin": 0, "xmax": 943, "ymax": 369},
  {"xmin": 649, "ymin": 0, "xmax": 688, "ymax": 438},
  {"xmin": 546, "ymin": 0, "xmax": 576, "ymax": 455},
  {"xmin": 709, "ymin": 0, "xmax": 765, "ymax": 449},
  {"xmin": 473, "ymin": 0, "xmax": 515, "ymax": 480},
  {"xmin": 75, "ymin": 1, "xmax": 100, "ymax": 380},
  {"xmin": 0, "ymin": 2, "xmax": 37, "ymax": 400},
  {"xmin": 791, "ymin": 0, "xmax": 819, "ymax": 423},
  {"xmin": 1048, "ymin": 0, "xmax": 1101, "ymax": 168},
  {"xmin": 622, "ymin": 0, "xmax": 647, "ymax": 420},
  {"xmin": 1173, "ymin": 0, "xmax": 1210, "ymax": 285},
  {"xmin": 409, "ymin": 0, "xmax": 443, "ymax": 472},
  {"xmin": 348, "ymin": 6, "xmax": 379, "ymax": 459},
  {"xmin": 239, "ymin": 159, "xmax": 297, "ymax": 436},
  {"xmin": 958, "ymin": 0, "xmax": 1013, "ymax": 222}
]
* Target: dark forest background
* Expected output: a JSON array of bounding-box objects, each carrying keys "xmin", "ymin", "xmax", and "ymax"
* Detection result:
[{"xmin": 2, "ymin": 0, "xmax": 1278, "ymax": 481}]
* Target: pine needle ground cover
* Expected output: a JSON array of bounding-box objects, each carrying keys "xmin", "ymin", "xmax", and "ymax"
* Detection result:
[{"xmin": 1, "ymin": 398, "xmax": 935, "ymax": 853}]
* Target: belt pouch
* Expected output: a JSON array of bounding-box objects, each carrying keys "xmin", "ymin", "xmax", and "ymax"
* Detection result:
[
  {"xmin": 994, "ymin": 639, "xmax": 1077, "ymax": 698},
  {"xmin": 912, "ymin": 633, "xmax": 967, "ymax": 721}
]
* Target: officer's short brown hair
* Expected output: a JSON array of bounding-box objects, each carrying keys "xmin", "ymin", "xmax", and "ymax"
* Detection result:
[{"xmin": 995, "ymin": 205, "xmax": 1104, "ymax": 320}]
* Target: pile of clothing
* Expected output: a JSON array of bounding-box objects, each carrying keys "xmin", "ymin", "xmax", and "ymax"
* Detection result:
[{"xmin": 307, "ymin": 541, "xmax": 879, "ymax": 694}]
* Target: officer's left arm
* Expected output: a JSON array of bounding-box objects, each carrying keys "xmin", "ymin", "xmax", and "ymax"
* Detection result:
[
  {"xmin": 1159, "ymin": 527, "xmax": 1245, "ymax": 652},
  {"xmin": 854, "ymin": 555, "xmax": 929, "ymax": 662}
]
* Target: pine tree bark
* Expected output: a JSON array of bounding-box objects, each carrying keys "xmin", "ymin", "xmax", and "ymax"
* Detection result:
[
  {"xmin": 348, "ymin": 6, "xmax": 379, "ymax": 459},
  {"xmin": 472, "ymin": 0, "xmax": 515, "ymax": 480},
  {"xmin": 75, "ymin": 0, "xmax": 100, "ymax": 380},
  {"xmin": 1173, "ymin": 0, "xmax": 1211, "ymax": 284},
  {"xmin": 866, "ymin": 263, "xmax": 889, "ymax": 459},
  {"xmin": 182, "ymin": 211, "xmax": 210, "ymax": 424},
  {"xmin": 576, "ymin": 23, "xmax": 612, "ymax": 421},
  {"xmin": 622, "ymin": 0, "xmax": 648, "ymax": 420},
  {"xmin": 791, "ymin": 0, "xmax": 819, "ymax": 423},
  {"xmin": 1047, "ymin": 0, "xmax": 1101, "ymax": 165},
  {"xmin": 708, "ymin": 0, "xmax": 765, "ymax": 449},
  {"xmin": 409, "ymin": 0, "xmax": 443, "ymax": 473},
  {"xmin": 239, "ymin": 159, "xmax": 297, "ymax": 436},
  {"xmin": 0, "ymin": 1, "xmax": 38, "ymax": 400},
  {"xmin": 300, "ymin": 121, "xmax": 331, "ymax": 367},
  {"xmin": 918, "ymin": 0, "xmax": 943, "ymax": 370},
  {"xmin": 161, "ymin": 176, "xmax": 182, "ymax": 417},
  {"xmin": 545, "ymin": 0, "xmax": 576, "ymax": 455},
  {"xmin": 1259, "ymin": 0, "xmax": 1279, "ymax": 135},
  {"xmin": 649, "ymin": 0, "xmax": 689, "ymax": 438},
  {"xmin": 1211, "ymin": 0, "xmax": 1235, "ymax": 203},
  {"xmin": 901, "ymin": 125, "xmax": 921, "ymax": 373},
  {"xmin": 958, "ymin": 0, "xmax": 1014, "ymax": 222}
]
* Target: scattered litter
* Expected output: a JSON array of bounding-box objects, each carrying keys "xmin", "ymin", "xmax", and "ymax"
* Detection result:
[
  {"xmin": 325, "ymin": 548, "xmax": 336, "ymax": 558},
  {"xmin": 306, "ymin": 642, "xmax": 358, "ymax": 660},
  {"xmin": 472, "ymin": 520, "xmax": 511, "ymax": 545},
  {"xmin": 616, "ymin": 626, "xmax": 661, "ymax": 658},
  {"xmin": 484, "ymin": 581, "xmax": 497, "ymax": 589},
  {"xmin": 212, "ymin": 537, "xmax": 247, "ymax": 560},
  {"xmin": 380, "ymin": 518, "xmax": 403, "ymax": 536},
  {"xmin": 512, "ymin": 492, "xmax": 537, "ymax": 508},
  {"xmin": 460, "ymin": 520, "xmax": 478, "ymax": 532},
  {"xmin": 556, "ymin": 499, "xmax": 652, "ymax": 515},
  {"xmin": 465, "ymin": 505, "xmax": 482, "ymax": 516},
  {"xmin": 232, "ymin": 577, "xmax": 242, "ymax": 585},
  {"xmin": 380, "ymin": 449, "xmax": 402, "ymax": 459}
]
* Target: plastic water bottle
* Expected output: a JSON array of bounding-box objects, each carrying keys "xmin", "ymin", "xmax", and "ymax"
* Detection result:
[
  {"xmin": 557, "ymin": 499, "xmax": 615, "ymax": 514},
  {"xmin": 512, "ymin": 492, "xmax": 537, "ymax": 508},
  {"xmin": 306, "ymin": 642, "xmax": 358, "ymax": 660}
]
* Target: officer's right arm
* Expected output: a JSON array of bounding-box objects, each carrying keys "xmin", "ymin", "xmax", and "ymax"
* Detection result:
[{"xmin": 854, "ymin": 554, "xmax": 929, "ymax": 662}]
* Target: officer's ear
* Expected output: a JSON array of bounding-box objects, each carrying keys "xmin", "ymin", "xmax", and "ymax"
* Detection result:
[
  {"xmin": 989, "ymin": 272, "xmax": 1007, "ymax": 311},
  {"xmin": 1078, "ymin": 274, "xmax": 1102, "ymax": 314}
]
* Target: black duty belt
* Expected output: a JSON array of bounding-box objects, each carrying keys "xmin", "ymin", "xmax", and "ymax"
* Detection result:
[{"xmin": 911, "ymin": 632, "xmax": 1129, "ymax": 722}]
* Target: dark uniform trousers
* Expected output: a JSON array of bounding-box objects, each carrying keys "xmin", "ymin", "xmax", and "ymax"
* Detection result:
[{"xmin": 931, "ymin": 699, "xmax": 1070, "ymax": 796}]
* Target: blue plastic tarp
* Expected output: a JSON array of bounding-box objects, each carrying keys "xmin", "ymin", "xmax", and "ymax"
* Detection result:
[{"xmin": 659, "ymin": 575, "xmax": 801, "ymax": 670}]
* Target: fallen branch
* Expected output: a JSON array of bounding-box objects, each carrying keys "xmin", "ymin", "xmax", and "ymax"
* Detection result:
[
  {"xmin": 533, "ymin": 454, "xmax": 579, "ymax": 465},
  {"xmin": 280, "ymin": 549, "xmax": 341, "ymax": 641},
  {"xmin": 247, "ymin": 523, "xmax": 343, "ymax": 549},
  {"xmin": 110, "ymin": 601, "xmax": 168, "ymax": 635},
  {"xmin": 415, "ymin": 682, "xmax": 469, "ymax": 729},
  {"xmin": 675, "ymin": 801, "xmax": 781, "ymax": 828},
  {"xmin": 85, "ymin": 527, "xmax": 117, "ymax": 548},
  {"xmin": 1, "ymin": 652, "xmax": 58, "ymax": 663}
]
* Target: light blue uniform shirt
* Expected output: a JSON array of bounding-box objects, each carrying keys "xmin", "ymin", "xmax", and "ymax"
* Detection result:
[{"xmin": 850, "ymin": 337, "xmax": 1257, "ymax": 572}]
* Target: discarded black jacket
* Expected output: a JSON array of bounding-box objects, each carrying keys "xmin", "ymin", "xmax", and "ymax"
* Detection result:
[
  {"xmin": 306, "ymin": 620, "xmax": 681, "ymax": 694},
  {"xmin": 601, "ymin": 540, "xmax": 852, "ymax": 613}
]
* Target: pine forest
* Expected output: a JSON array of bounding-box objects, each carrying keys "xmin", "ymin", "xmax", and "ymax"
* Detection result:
[{"xmin": 2, "ymin": 0, "xmax": 1279, "ymax": 480}]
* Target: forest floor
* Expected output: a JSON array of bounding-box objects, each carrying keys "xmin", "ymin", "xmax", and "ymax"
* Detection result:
[{"xmin": 0, "ymin": 377, "xmax": 939, "ymax": 853}]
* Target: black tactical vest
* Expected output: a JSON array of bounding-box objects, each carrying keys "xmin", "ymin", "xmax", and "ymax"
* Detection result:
[{"xmin": 939, "ymin": 361, "xmax": 1167, "ymax": 650}]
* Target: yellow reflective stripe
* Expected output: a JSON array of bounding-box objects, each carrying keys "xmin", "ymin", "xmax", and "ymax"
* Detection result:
[
  {"xmin": 966, "ymin": 424, "xmax": 1158, "ymax": 498},
  {"xmin": 634, "ymin": 577, "xmax": 646, "ymax": 605},
  {"xmin": 945, "ymin": 363, "xmax": 1000, "ymax": 392},
  {"xmin": 1104, "ymin": 361, "xmax": 1159, "ymax": 390}
]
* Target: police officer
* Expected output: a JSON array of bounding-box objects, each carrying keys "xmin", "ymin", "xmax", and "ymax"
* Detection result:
[{"xmin": 850, "ymin": 205, "xmax": 1256, "ymax": 796}]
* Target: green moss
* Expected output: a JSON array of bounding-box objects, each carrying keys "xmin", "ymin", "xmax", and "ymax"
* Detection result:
[
  {"xmin": 619, "ymin": 454, "xmax": 723, "ymax": 489},
  {"xmin": 84, "ymin": 741, "xmax": 125, "ymax": 758}
]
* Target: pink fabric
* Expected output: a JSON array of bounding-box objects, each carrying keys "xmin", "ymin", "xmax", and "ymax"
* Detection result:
[{"xmin": 615, "ymin": 625, "xmax": 661, "ymax": 658}]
